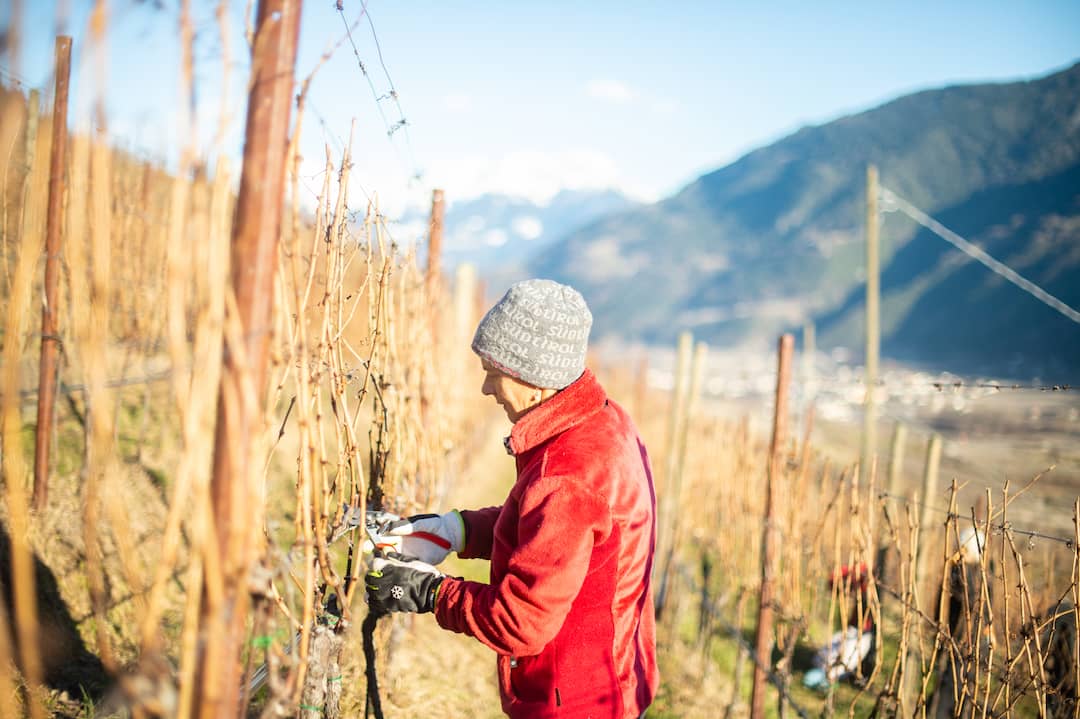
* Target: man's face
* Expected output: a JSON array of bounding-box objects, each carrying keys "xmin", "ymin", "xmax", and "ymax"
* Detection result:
[{"xmin": 480, "ymin": 359, "xmax": 540, "ymax": 423}]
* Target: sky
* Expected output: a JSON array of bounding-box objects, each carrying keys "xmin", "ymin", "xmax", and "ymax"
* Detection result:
[{"xmin": 5, "ymin": 1, "xmax": 1080, "ymax": 227}]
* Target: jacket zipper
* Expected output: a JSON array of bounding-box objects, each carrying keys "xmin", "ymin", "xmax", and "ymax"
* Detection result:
[{"xmin": 555, "ymin": 688, "xmax": 561, "ymax": 707}]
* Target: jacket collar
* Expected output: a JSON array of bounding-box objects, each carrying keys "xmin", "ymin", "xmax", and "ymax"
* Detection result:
[{"xmin": 504, "ymin": 368, "xmax": 608, "ymax": 456}]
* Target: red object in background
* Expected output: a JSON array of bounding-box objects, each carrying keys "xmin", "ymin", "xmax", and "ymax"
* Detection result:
[
  {"xmin": 829, "ymin": 563, "xmax": 873, "ymax": 631},
  {"xmin": 829, "ymin": 563, "xmax": 870, "ymax": 592}
]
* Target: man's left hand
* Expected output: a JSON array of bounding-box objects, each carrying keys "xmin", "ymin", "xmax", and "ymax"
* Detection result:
[{"xmin": 366, "ymin": 552, "xmax": 444, "ymax": 615}]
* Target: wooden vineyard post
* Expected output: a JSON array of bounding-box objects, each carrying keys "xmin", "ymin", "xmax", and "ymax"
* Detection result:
[
  {"xmin": 197, "ymin": 1, "xmax": 301, "ymax": 717},
  {"xmin": 421, "ymin": 188, "xmax": 445, "ymax": 420},
  {"xmin": 659, "ymin": 332, "xmax": 692, "ymax": 552},
  {"xmin": 445, "ymin": 263, "xmax": 477, "ymax": 435},
  {"xmin": 654, "ymin": 331, "xmax": 692, "ymax": 618},
  {"xmin": 887, "ymin": 423, "xmax": 907, "ymax": 502},
  {"xmin": 802, "ymin": 320, "xmax": 816, "ymax": 413},
  {"xmin": 657, "ymin": 339, "xmax": 707, "ymax": 622},
  {"xmin": 454, "ymin": 262, "xmax": 477, "ymax": 344},
  {"xmin": 474, "ymin": 278, "xmax": 487, "ymax": 328},
  {"xmin": 0, "ymin": 69, "xmax": 49, "ymax": 719},
  {"xmin": 426, "ymin": 188, "xmax": 444, "ymax": 300},
  {"xmin": 24, "ymin": 90, "xmax": 40, "ymax": 173},
  {"xmin": 862, "ymin": 163, "xmax": 880, "ymax": 486},
  {"xmin": 426, "ymin": 187, "xmax": 445, "ymax": 351},
  {"xmin": 668, "ymin": 339, "xmax": 708, "ymax": 613},
  {"xmin": 674, "ymin": 341, "xmax": 707, "ymax": 488},
  {"xmin": 724, "ymin": 589, "xmax": 752, "ymax": 719},
  {"xmin": 915, "ymin": 433, "xmax": 943, "ymax": 599},
  {"xmin": 33, "ymin": 36, "xmax": 72, "ymax": 511},
  {"xmin": 900, "ymin": 431, "xmax": 942, "ymax": 714},
  {"xmin": 749, "ymin": 334, "xmax": 794, "ymax": 719},
  {"xmin": 877, "ymin": 422, "xmax": 907, "ymax": 579}
]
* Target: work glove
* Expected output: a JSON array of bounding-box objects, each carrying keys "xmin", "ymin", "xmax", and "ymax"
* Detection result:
[
  {"xmin": 384, "ymin": 511, "xmax": 465, "ymax": 565},
  {"xmin": 366, "ymin": 552, "xmax": 444, "ymax": 615}
]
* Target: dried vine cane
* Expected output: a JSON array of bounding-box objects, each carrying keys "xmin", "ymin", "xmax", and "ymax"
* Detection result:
[
  {"xmin": 359, "ymin": 511, "xmax": 387, "ymax": 719},
  {"xmin": 362, "ymin": 607, "xmax": 386, "ymax": 719}
]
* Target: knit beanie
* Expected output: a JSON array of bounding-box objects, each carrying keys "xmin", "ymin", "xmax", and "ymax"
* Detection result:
[{"xmin": 471, "ymin": 279, "xmax": 593, "ymax": 390}]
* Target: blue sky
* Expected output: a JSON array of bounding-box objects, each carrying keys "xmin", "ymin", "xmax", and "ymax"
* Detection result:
[{"xmin": 6, "ymin": 1, "xmax": 1080, "ymax": 222}]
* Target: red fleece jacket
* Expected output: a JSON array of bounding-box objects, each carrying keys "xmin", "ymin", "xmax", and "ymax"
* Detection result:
[{"xmin": 435, "ymin": 369, "xmax": 659, "ymax": 718}]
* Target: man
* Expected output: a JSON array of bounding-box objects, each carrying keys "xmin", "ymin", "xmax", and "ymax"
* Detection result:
[{"xmin": 367, "ymin": 278, "xmax": 658, "ymax": 718}]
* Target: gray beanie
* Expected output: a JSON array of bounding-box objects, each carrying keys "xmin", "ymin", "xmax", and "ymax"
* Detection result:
[{"xmin": 472, "ymin": 279, "xmax": 593, "ymax": 390}]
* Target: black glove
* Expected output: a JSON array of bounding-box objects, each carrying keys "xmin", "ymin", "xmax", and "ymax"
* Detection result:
[{"xmin": 366, "ymin": 551, "xmax": 444, "ymax": 615}]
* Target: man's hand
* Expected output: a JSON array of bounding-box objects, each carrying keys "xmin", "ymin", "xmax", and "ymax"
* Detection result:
[
  {"xmin": 366, "ymin": 552, "xmax": 444, "ymax": 615},
  {"xmin": 384, "ymin": 511, "xmax": 466, "ymax": 565}
]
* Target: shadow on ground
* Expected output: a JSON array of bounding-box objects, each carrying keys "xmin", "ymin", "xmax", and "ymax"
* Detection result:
[{"xmin": 0, "ymin": 522, "xmax": 111, "ymax": 704}]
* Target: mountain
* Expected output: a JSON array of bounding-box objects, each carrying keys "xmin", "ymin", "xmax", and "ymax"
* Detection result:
[
  {"xmin": 525, "ymin": 61, "xmax": 1080, "ymax": 379},
  {"xmin": 405, "ymin": 188, "xmax": 638, "ymax": 273}
]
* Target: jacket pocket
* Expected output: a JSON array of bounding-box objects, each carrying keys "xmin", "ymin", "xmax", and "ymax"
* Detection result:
[
  {"xmin": 498, "ymin": 654, "xmax": 516, "ymax": 703},
  {"xmin": 509, "ymin": 647, "xmax": 559, "ymax": 708}
]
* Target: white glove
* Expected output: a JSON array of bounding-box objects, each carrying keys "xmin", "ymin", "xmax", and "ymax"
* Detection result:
[{"xmin": 384, "ymin": 511, "xmax": 465, "ymax": 565}]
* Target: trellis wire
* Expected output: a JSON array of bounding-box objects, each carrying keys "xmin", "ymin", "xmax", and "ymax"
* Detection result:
[{"xmin": 880, "ymin": 185, "xmax": 1080, "ymax": 325}]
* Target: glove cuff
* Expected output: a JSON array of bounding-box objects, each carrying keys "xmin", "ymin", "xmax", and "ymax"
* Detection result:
[
  {"xmin": 421, "ymin": 574, "xmax": 444, "ymax": 613},
  {"xmin": 447, "ymin": 510, "xmax": 466, "ymax": 553}
]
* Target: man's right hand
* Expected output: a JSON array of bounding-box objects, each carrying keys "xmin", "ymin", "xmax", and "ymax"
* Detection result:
[{"xmin": 385, "ymin": 511, "xmax": 466, "ymax": 565}]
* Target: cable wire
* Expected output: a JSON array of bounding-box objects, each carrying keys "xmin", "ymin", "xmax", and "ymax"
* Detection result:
[
  {"xmin": 0, "ymin": 64, "xmax": 35, "ymax": 90},
  {"xmin": 335, "ymin": 1, "xmax": 422, "ymax": 186},
  {"xmin": 306, "ymin": 99, "xmax": 347, "ymax": 157},
  {"xmin": 876, "ymin": 491, "xmax": 1075, "ymax": 548},
  {"xmin": 879, "ymin": 186, "xmax": 1080, "ymax": 325},
  {"xmin": 805, "ymin": 377, "xmax": 1075, "ymax": 393},
  {"xmin": 360, "ymin": 5, "xmax": 420, "ymax": 180}
]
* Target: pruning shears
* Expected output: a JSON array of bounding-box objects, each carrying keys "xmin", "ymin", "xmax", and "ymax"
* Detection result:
[
  {"xmin": 330, "ymin": 505, "xmax": 400, "ymax": 549},
  {"xmin": 336, "ymin": 505, "xmax": 452, "ymax": 557},
  {"xmin": 363, "ymin": 509, "xmax": 402, "ymax": 554}
]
